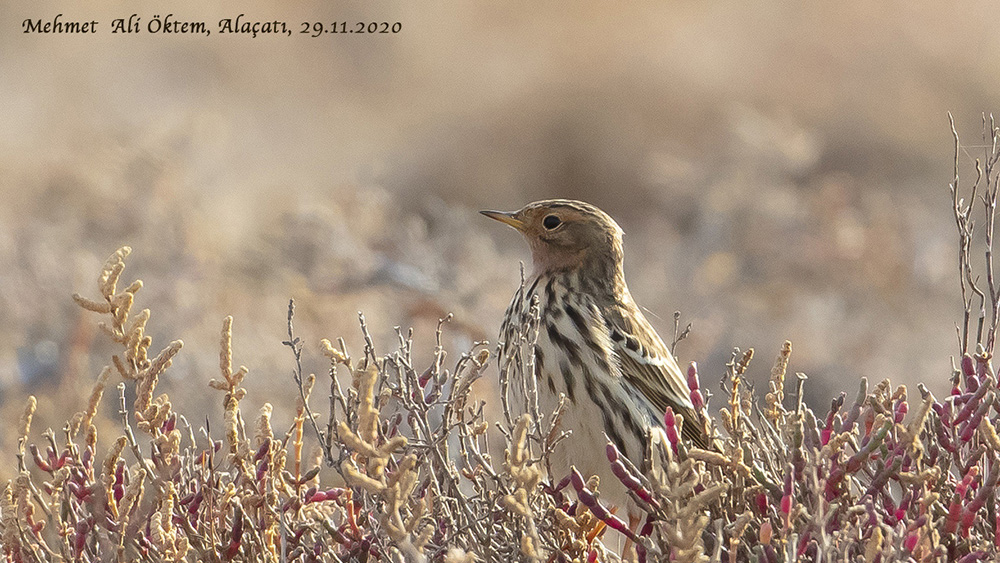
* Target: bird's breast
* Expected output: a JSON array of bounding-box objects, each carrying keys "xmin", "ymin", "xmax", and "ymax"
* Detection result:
[{"xmin": 509, "ymin": 274, "xmax": 655, "ymax": 461}]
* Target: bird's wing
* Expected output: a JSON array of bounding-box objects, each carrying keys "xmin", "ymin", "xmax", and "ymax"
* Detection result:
[{"xmin": 604, "ymin": 303, "xmax": 712, "ymax": 448}]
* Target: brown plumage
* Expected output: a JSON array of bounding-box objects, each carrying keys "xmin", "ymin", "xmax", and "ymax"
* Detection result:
[{"xmin": 483, "ymin": 199, "xmax": 713, "ymax": 508}]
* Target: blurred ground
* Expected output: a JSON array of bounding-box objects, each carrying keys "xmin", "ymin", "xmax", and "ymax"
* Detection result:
[{"xmin": 1, "ymin": 0, "xmax": 998, "ymax": 475}]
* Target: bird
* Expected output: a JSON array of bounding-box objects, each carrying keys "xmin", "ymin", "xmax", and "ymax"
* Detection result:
[{"xmin": 482, "ymin": 199, "xmax": 714, "ymax": 513}]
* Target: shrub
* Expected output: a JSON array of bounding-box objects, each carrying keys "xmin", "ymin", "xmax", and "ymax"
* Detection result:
[{"xmin": 3, "ymin": 116, "xmax": 1000, "ymax": 562}]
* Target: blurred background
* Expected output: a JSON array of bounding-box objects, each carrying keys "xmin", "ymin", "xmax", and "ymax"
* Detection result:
[{"xmin": 1, "ymin": 0, "xmax": 997, "ymax": 476}]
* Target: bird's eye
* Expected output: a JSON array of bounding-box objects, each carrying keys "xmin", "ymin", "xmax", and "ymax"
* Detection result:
[{"xmin": 542, "ymin": 215, "xmax": 561, "ymax": 230}]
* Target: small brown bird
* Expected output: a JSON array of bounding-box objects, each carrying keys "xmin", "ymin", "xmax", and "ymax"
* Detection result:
[{"xmin": 483, "ymin": 199, "xmax": 713, "ymax": 509}]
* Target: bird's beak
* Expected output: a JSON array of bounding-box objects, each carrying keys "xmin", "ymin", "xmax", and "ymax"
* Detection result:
[{"xmin": 480, "ymin": 210, "xmax": 527, "ymax": 232}]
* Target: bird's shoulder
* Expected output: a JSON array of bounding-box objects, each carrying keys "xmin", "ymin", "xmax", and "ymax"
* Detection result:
[
  {"xmin": 602, "ymin": 297, "xmax": 718, "ymax": 448},
  {"xmin": 601, "ymin": 297, "xmax": 696, "ymax": 414}
]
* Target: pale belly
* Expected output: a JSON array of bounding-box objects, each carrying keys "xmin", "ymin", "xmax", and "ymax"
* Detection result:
[
  {"xmin": 501, "ymin": 273, "xmax": 662, "ymax": 514},
  {"xmin": 531, "ymin": 300, "xmax": 658, "ymax": 513}
]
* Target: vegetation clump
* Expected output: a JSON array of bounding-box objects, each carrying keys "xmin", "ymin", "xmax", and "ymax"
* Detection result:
[{"xmin": 3, "ymin": 117, "xmax": 1000, "ymax": 562}]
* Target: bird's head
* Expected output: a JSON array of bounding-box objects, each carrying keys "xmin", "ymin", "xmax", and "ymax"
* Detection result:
[{"xmin": 481, "ymin": 199, "xmax": 625, "ymax": 278}]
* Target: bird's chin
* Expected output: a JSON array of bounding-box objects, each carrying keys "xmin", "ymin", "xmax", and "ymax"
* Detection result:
[{"xmin": 530, "ymin": 245, "xmax": 585, "ymax": 276}]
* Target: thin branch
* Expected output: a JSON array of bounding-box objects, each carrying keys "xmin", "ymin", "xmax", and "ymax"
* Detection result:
[{"xmin": 282, "ymin": 298, "xmax": 335, "ymax": 466}]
